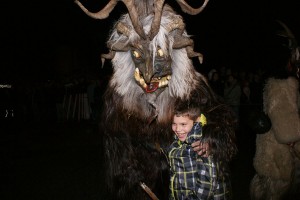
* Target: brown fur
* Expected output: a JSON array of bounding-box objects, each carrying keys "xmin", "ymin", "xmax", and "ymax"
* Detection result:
[
  {"xmin": 79, "ymin": 2, "xmax": 238, "ymax": 200},
  {"xmin": 250, "ymin": 77, "xmax": 300, "ymax": 200}
]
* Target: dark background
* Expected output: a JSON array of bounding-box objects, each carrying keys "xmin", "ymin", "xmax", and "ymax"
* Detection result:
[
  {"xmin": 1, "ymin": 1, "xmax": 300, "ymax": 199},
  {"xmin": 1, "ymin": 0, "xmax": 300, "ymax": 83}
]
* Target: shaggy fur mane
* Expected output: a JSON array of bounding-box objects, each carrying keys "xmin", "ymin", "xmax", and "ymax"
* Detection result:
[
  {"xmin": 100, "ymin": 6, "xmax": 237, "ymax": 200},
  {"xmin": 108, "ymin": 11, "xmax": 201, "ymax": 122}
]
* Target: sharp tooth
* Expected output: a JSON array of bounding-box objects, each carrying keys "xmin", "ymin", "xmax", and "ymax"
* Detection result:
[
  {"xmin": 165, "ymin": 80, "xmax": 170, "ymax": 86},
  {"xmin": 162, "ymin": 80, "xmax": 167, "ymax": 86},
  {"xmin": 134, "ymin": 69, "xmax": 140, "ymax": 81},
  {"xmin": 140, "ymin": 78, "xmax": 145, "ymax": 85},
  {"xmin": 160, "ymin": 80, "xmax": 165, "ymax": 87},
  {"xmin": 158, "ymin": 77, "xmax": 161, "ymax": 80},
  {"xmin": 160, "ymin": 81, "xmax": 163, "ymax": 87}
]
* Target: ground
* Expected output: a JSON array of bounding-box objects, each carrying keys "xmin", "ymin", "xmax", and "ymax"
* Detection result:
[{"xmin": 2, "ymin": 119, "xmax": 255, "ymax": 200}]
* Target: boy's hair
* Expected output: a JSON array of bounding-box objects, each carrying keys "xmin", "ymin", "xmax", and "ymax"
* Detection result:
[{"xmin": 174, "ymin": 104, "xmax": 201, "ymax": 121}]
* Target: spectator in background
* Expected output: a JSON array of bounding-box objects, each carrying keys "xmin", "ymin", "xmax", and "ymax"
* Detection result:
[
  {"xmin": 209, "ymin": 71, "xmax": 224, "ymax": 99},
  {"xmin": 240, "ymin": 79, "xmax": 251, "ymax": 105},
  {"xmin": 207, "ymin": 68, "xmax": 217, "ymax": 81},
  {"xmin": 223, "ymin": 74, "xmax": 241, "ymax": 123}
]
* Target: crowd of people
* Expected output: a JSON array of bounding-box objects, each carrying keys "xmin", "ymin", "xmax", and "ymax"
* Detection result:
[
  {"xmin": 2, "ymin": 65, "xmax": 267, "ymax": 127},
  {"xmin": 1, "ymin": 74, "xmax": 110, "ymax": 124},
  {"xmin": 1, "ymin": 64, "xmax": 268, "ymax": 128},
  {"xmin": 206, "ymin": 66, "xmax": 266, "ymax": 128}
]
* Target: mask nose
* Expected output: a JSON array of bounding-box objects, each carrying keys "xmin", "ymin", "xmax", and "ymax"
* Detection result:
[{"xmin": 143, "ymin": 57, "xmax": 153, "ymax": 84}]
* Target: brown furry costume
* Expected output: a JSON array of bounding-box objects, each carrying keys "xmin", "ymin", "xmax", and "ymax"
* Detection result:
[
  {"xmin": 75, "ymin": 0, "xmax": 237, "ymax": 199},
  {"xmin": 250, "ymin": 77, "xmax": 300, "ymax": 200}
]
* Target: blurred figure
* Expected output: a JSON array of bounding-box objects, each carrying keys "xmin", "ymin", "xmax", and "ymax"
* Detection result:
[
  {"xmin": 207, "ymin": 68, "xmax": 217, "ymax": 81},
  {"xmin": 250, "ymin": 21, "xmax": 300, "ymax": 200},
  {"xmin": 224, "ymin": 74, "xmax": 241, "ymax": 123},
  {"xmin": 209, "ymin": 71, "xmax": 224, "ymax": 98}
]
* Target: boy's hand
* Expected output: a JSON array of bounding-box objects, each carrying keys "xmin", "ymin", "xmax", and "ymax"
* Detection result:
[{"xmin": 191, "ymin": 141, "xmax": 209, "ymax": 157}]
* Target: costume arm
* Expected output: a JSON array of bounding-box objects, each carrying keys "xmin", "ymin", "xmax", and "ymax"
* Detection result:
[{"xmin": 265, "ymin": 78, "xmax": 300, "ymax": 143}]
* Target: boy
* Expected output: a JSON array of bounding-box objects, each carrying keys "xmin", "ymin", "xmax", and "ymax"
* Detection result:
[{"xmin": 166, "ymin": 105, "xmax": 232, "ymax": 200}]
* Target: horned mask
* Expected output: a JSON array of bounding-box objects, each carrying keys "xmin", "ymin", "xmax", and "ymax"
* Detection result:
[{"xmin": 75, "ymin": 0, "xmax": 209, "ymax": 93}]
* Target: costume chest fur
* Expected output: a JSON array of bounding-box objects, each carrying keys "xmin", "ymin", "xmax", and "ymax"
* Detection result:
[{"xmin": 253, "ymin": 77, "xmax": 300, "ymax": 180}]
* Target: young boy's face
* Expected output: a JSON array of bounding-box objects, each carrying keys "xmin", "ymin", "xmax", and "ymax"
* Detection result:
[{"xmin": 172, "ymin": 115, "xmax": 194, "ymax": 142}]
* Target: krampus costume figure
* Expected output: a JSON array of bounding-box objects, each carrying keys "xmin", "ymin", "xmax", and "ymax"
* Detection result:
[
  {"xmin": 250, "ymin": 21, "xmax": 300, "ymax": 200},
  {"xmin": 75, "ymin": 0, "xmax": 237, "ymax": 199}
]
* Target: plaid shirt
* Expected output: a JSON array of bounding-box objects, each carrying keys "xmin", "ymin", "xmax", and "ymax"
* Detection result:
[{"xmin": 166, "ymin": 122, "xmax": 231, "ymax": 200}]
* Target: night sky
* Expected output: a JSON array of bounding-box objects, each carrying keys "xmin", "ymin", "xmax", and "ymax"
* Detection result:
[{"xmin": 2, "ymin": 0, "xmax": 300, "ymax": 83}]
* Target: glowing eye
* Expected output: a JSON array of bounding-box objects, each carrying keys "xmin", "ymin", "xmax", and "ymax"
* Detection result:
[
  {"xmin": 157, "ymin": 49, "xmax": 164, "ymax": 57},
  {"xmin": 132, "ymin": 50, "xmax": 141, "ymax": 58}
]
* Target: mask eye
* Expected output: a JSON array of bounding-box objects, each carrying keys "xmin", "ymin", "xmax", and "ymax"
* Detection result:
[
  {"xmin": 157, "ymin": 49, "xmax": 164, "ymax": 57},
  {"xmin": 132, "ymin": 50, "xmax": 141, "ymax": 58}
]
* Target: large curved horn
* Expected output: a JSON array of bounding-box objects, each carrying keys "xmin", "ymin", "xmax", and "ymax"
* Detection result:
[
  {"xmin": 74, "ymin": 0, "xmax": 146, "ymax": 39},
  {"xmin": 176, "ymin": 0, "xmax": 209, "ymax": 15},
  {"xmin": 74, "ymin": 0, "xmax": 118, "ymax": 19},
  {"xmin": 149, "ymin": 0, "xmax": 209, "ymax": 40},
  {"xmin": 116, "ymin": 22, "xmax": 131, "ymax": 37},
  {"xmin": 148, "ymin": 0, "xmax": 165, "ymax": 41},
  {"xmin": 163, "ymin": 12, "xmax": 203, "ymax": 63},
  {"xmin": 101, "ymin": 51, "xmax": 116, "ymax": 67},
  {"xmin": 276, "ymin": 20, "xmax": 298, "ymax": 49},
  {"xmin": 164, "ymin": 15, "xmax": 185, "ymax": 35},
  {"xmin": 122, "ymin": 0, "xmax": 146, "ymax": 39},
  {"xmin": 172, "ymin": 36, "xmax": 203, "ymax": 63}
]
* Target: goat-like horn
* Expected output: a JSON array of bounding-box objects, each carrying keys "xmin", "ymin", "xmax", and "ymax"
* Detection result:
[
  {"xmin": 75, "ymin": 0, "xmax": 146, "ymax": 39},
  {"xmin": 164, "ymin": 15, "xmax": 185, "ymax": 35},
  {"xmin": 172, "ymin": 36, "xmax": 193, "ymax": 49},
  {"xmin": 176, "ymin": 0, "xmax": 209, "ymax": 15},
  {"xmin": 173, "ymin": 36, "xmax": 203, "ymax": 63},
  {"xmin": 276, "ymin": 20, "xmax": 298, "ymax": 49},
  {"xmin": 148, "ymin": 0, "xmax": 165, "ymax": 41},
  {"xmin": 149, "ymin": 0, "xmax": 209, "ymax": 40},
  {"xmin": 122, "ymin": 0, "xmax": 146, "ymax": 39},
  {"xmin": 74, "ymin": 0, "xmax": 118, "ymax": 19},
  {"xmin": 101, "ymin": 51, "xmax": 116, "ymax": 67},
  {"xmin": 116, "ymin": 22, "xmax": 131, "ymax": 37},
  {"xmin": 186, "ymin": 46, "xmax": 203, "ymax": 64},
  {"xmin": 107, "ymin": 40, "xmax": 130, "ymax": 51}
]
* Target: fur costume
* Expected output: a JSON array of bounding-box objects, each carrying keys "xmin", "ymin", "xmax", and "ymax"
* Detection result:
[
  {"xmin": 75, "ymin": 0, "xmax": 237, "ymax": 199},
  {"xmin": 250, "ymin": 77, "xmax": 300, "ymax": 200}
]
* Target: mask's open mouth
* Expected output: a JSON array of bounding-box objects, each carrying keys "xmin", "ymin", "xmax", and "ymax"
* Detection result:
[{"xmin": 134, "ymin": 68, "xmax": 171, "ymax": 93}]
